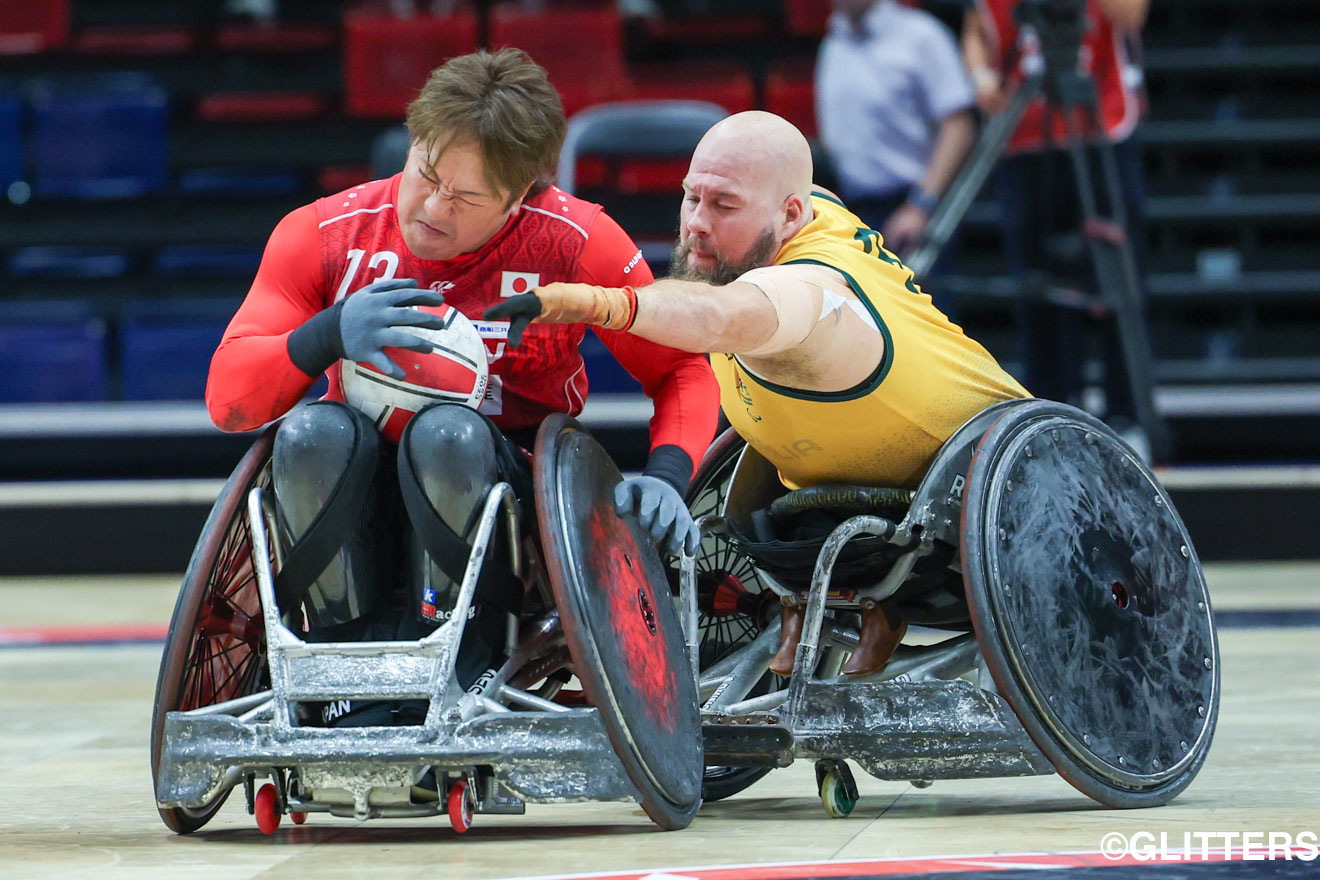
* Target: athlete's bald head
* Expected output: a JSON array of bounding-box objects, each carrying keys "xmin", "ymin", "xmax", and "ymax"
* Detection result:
[
  {"xmin": 672, "ymin": 112, "xmax": 815, "ymax": 285},
  {"xmin": 693, "ymin": 111, "xmax": 814, "ymax": 210}
]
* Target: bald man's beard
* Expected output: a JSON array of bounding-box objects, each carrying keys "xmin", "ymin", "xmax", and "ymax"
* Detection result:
[{"xmin": 669, "ymin": 228, "xmax": 779, "ymax": 286}]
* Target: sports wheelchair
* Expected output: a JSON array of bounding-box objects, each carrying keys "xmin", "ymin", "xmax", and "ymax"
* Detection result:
[
  {"xmin": 151, "ymin": 414, "xmax": 701, "ymax": 835},
  {"xmin": 681, "ymin": 399, "xmax": 1219, "ymax": 816}
]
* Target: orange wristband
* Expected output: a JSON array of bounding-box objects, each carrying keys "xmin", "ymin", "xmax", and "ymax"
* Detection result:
[{"xmin": 620, "ymin": 285, "xmax": 639, "ymax": 331}]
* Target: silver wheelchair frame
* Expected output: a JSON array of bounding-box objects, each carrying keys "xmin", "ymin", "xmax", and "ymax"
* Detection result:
[
  {"xmin": 679, "ymin": 398, "xmax": 1218, "ymax": 816},
  {"xmin": 155, "ymin": 478, "xmax": 638, "ymax": 831}
]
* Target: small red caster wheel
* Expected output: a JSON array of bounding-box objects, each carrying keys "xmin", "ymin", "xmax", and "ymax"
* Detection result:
[
  {"xmin": 447, "ymin": 779, "xmax": 474, "ymax": 833},
  {"xmin": 290, "ymin": 811, "xmax": 307, "ymax": 825},
  {"xmin": 254, "ymin": 783, "xmax": 282, "ymax": 835}
]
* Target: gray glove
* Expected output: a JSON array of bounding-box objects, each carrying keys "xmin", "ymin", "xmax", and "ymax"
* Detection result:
[
  {"xmin": 337, "ymin": 278, "xmax": 450, "ymax": 379},
  {"xmin": 614, "ymin": 475, "xmax": 700, "ymax": 558},
  {"xmin": 287, "ymin": 277, "xmax": 449, "ymax": 380}
]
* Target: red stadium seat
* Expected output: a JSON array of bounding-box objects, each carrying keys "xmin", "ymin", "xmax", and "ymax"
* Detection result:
[
  {"xmin": 640, "ymin": 13, "xmax": 772, "ymax": 45},
  {"xmin": 784, "ymin": 0, "xmax": 830, "ymax": 37},
  {"xmin": 0, "ymin": 0, "xmax": 68, "ymax": 54},
  {"xmin": 343, "ymin": 10, "xmax": 479, "ymax": 118},
  {"xmin": 628, "ymin": 60, "xmax": 755, "ymax": 115},
  {"xmin": 196, "ymin": 92, "xmax": 326, "ymax": 122},
  {"xmin": 213, "ymin": 24, "xmax": 335, "ymax": 53},
  {"xmin": 619, "ymin": 61, "xmax": 753, "ymax": 191},
  {"xmin": 73, "ymin": 27, "xmax": 195, "ymax": 55},
  {"xmin": 765, "ymin": 58, "xmax": 817, "ymax": 139},
  {"xmin": 489, "ymin": 3, "xmax": 630, "ymax": 118}
]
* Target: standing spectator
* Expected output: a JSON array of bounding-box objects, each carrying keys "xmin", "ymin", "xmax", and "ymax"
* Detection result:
[
  {"xmin": 815, "ymin": 0, "xmax": 978, "ymax": 261},
  {"xmin": 963, "ymin": 0, "xmax": 1150, "ymax": 444}
]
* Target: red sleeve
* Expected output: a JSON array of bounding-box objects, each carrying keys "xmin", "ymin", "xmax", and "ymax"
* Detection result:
[
  {"xmin": 578, "ymin": 212, "xmax": 720, "ymax": 470},
  {"xmin": 205, "ymin": 204, "xmax": 327, "ymax": 432}
]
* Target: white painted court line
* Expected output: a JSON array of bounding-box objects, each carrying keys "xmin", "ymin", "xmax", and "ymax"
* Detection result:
[
  {"xmin": 1155, "ymin": 383, "xmax": 1320, "ymax": 417},
  {"xmin": 1155, "ymin": 465, "xmax": 1320, "ymax": 489},
  {"xmin": 0, "ymin": 394, "xmax": 655, "ymax": 435},
  {"xmin": 0, "ymin": 479, "xmax": 226, "ymax": 506}
]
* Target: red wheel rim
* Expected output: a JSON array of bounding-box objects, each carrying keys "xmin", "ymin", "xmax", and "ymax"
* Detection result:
[
  {"xmin": 151, "ymin": 429, "xmax": 276, "ymax": 834},
  {"xmin": 290, "ymin": 812, "xmax": 307, "ymax": 825},
  {"xmin": 254, "ymin": 783, "xmax": 281, "ymax": 835},
  {"xmin": 178, "ymin": 508, "xmax": 267, "ymax": 715},
  {"xmin": 447, "ymin": 780, "xmax": 473, "ymax": 833}
]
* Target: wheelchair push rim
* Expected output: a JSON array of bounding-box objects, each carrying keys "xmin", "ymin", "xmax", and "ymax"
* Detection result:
[
  {"xmin": 150, "ymin": 425, "xmax": 276, "ymax": 833},
  {"xmin": 684, "ymin": 428, "xmax": 778, "ymax": 801},
  {"xmin": 961, "ymin": 400, "xmax": 1219, "ymax": 808}
]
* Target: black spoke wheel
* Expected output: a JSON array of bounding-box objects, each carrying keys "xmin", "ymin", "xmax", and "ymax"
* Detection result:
[
  {"xmin": 150, "ymin": 427, "xmax": 276, "ymax": 833},
  {"xmin": 685, "ymin": 429, "xmax": 780, "ymax": 801}
]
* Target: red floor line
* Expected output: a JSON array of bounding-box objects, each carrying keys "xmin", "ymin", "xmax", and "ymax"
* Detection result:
[
  {"xmin": 0, "ymin": 623, "xmax": 169, "ymax": 646},
  {"xmin": 505, "ymin": 848, "xmax": 1314, "ymax": 880}
]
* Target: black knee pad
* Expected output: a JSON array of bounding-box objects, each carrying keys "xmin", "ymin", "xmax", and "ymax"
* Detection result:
[
  {"xmin": 398, "ymin": 404, "xmax": 502, "ymax": 622},
  {"xmin": 401, "ymin": 404, "xmax": 501, "ymax": 530},
  {"xmin": 272, "ymin": 401, "xmax": 387, "ymax": 630},
  {"xmin": 274, "ymin": 401, "xmax": 372, "ymax": 495}
]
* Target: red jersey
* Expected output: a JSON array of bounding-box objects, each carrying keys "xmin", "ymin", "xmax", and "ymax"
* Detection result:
[
  {"xmin": 974, "ymin": 0, "xmax": 1141, "ymax": 154},
  {"xmin": 207, "ymin": 177, "xmax": 718, "ymax": 467}
]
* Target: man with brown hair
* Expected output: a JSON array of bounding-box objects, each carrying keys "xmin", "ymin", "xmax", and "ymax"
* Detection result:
[{"xmin": 207, "ymin": 49, "xmax": 718, "ymax": 725}]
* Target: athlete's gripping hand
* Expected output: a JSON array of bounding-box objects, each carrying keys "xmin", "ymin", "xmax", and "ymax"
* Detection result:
[
  {"xmin": 482, "ymin": 292, "xmax": 543, "ymax": 348},
  {"xmin": 614, "ymin": 476, "xmax": 700, "ymax": 558},
  {"xmin": 338, "ymin": 278, "xmax": 448, "ymax": 379},
  {"xmin": 287, "ymin": 277, "xmax": 449, "ymax": 380},
  {"xmin": 483, "ymin": 283, "xmax": 637, "ymax": 348}
]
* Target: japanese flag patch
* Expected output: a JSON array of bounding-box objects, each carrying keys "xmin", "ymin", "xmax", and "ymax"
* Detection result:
[{"xmin": 499, "ymin": 271, "xmax": 540, "ymax": 298}]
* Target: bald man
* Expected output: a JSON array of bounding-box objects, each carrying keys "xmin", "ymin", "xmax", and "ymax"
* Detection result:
[{"xmin": 486, "ymin": 111, "xmax": 1029, "ymax": 677}]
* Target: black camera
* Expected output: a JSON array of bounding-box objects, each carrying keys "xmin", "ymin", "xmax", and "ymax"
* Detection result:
[{"xmin": 1014, "ymin": 0, "xmax": 1092, "ymax": 101}]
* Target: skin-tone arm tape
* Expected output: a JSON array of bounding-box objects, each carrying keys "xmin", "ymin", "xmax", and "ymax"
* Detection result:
[
  {"xmin": 734, "ymin": 266, "xmax": 825, "ymax": 357},
  {"xmin": 734, "ymin": 264, "xmax": 878, "ymax": 356}
]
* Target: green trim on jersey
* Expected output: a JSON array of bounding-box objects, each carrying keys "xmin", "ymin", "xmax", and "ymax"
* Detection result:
[{"xmin": 732, "ymin": 258, "xmax": 894, "ymax": 402}]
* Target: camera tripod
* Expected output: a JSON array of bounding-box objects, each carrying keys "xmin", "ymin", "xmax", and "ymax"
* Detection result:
[{"xmin": 906, "ymin": 0, "xmax": 1168, "ymax": 458}]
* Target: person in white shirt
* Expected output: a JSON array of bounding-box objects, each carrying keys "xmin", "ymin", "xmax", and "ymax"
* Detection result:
[{"xmin": 815, "ymin": 0, "xmax": 977, "ymax": 259}]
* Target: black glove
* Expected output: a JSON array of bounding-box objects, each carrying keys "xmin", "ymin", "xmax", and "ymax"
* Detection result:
[
  {"xmin": 287, "ymin": 278, "xmax": 449, "ymax": 379},
  {"xmin": 482, "ymin": 292, "xmax": 542, "ymax": 348},
  {"xmin": 614, "ymin": 476, "xmax": 700, "ymax": 558}
]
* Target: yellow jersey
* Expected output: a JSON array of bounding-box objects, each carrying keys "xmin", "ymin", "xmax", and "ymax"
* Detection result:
[{"xmin": 710, "ymin": 192, "xmax": 1030, "ymax": 490}]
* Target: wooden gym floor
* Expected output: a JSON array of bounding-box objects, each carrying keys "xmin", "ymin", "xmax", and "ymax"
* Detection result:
[{"xmin": 1, "ymin": 562, "xmax": 1317, "ymax": 879}]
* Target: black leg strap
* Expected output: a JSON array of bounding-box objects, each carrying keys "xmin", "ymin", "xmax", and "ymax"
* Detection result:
[
  {"xmin": 272, "ymin": 403, "xmax": 380, "ymax": 613},
  {"xmin": 396, "ymin": 418, "xmax": 525, "ymax": 618}
]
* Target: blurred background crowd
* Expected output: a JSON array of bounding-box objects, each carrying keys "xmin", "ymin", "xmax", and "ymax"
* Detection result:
[{"xmin": 0, "ymin": 0, "xmax": 1316, "ymax": 489}]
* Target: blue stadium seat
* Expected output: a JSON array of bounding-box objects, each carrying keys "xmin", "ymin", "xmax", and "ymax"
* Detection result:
[
  {"xmin": 27, "ymin": 73, "xmax": 168, "ymax": 199},
  {"xmin": 119, "ymin": 299, "xmax": 238, "ymax": 401},
  {"xmin": 0, "ymin": 300, "xmax": 107, "ymax": 402},
  {"xmin": 153, "ymin": 244, "xmax": 264, "ymax": 278},
  {"xmin": 177, "ymin": 167, "xmax": 301, "ymax": 199},
  {"xmin": 0, "ymin": 89, "xmax": 20, "ymax": 193},
  {"xmin": 579, "ymin": 331, "xmax": 642, "ymax": 394},
  {"xmin": 8, "ymin": 246, "xmax": 132, "ymax": 278}
]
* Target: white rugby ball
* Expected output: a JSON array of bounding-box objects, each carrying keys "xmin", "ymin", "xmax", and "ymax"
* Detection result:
[{"xmin": 340, "ymin": 303, "xmax": 489, "ymax": 443}]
